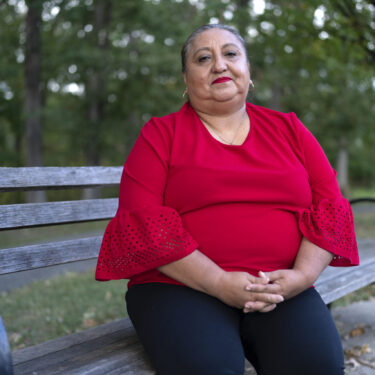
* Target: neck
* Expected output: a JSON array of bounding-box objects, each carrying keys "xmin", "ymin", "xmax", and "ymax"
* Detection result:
[
  {"xmin": 195, "ymin": 103, "xmax": 248, "ymax": 131},
  {"xmin": 194, "ymin": 104, "xmax": 250, "ymax": 146}
]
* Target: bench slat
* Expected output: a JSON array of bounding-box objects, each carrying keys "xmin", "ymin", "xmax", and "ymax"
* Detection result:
[
  {"xmin": 12, "ymin": 318, "xmax": 155, "ymax": 375},
  {"xmin": 0, "ymin": 237, "xmax": 102, "ymax": 275},
  {"xmin": 0, "ymin": 199, "xmax": 117, "ymax": 230},
  {"xmin": 316, "ymin": 258, "xmax": 375, "ymax": 304},
  {"xmin": 0, "ymin": 167, "xmax": 122, "ymax": 191},
  {"xmin": 316, "ymin": 240, "xmax": 375, "ymax": 303}
]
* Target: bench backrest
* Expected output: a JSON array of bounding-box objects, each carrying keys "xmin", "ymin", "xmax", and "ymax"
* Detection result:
[{"xmin": 0, "ymin": 167, "xmax": 122, "ymax": 276}]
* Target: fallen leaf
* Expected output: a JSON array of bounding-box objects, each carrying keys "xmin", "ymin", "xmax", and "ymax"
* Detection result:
[
  {"xmin": 345, "ymin": 344, "xmax": 372, "ymax": 358},
  {"xmin": 361, "ymin": 343, "xmax": 372, "ymax": 354},
  {"xmin": 83, "ymin": 318, "xmax": 97, "ymax": 328},
  {"xmin": 345, "ymin": 347, "xmax": 362, "ymax": 358},
  {"xmin": 349, "ymin": 326, "xmax": 366, "ymax": 337}
]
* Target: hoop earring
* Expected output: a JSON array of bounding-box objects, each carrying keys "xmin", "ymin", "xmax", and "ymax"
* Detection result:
[{"xmin": 182, "ymin": 89, "xmax": 188, "ymax": 98}]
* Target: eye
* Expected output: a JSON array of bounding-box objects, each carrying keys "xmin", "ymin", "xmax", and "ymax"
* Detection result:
[
  {"xmin": 225, "ymin": 51, "xmax": 238, "ymax": 57},
  {"xmin": 198, "ymin": 55, "xmax": 210, "ymax": 63}
]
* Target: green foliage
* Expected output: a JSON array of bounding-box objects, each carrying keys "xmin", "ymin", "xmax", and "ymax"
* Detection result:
[{"xmin": 0, "ymin": 0, "xmax": 374, "ymax": 185}]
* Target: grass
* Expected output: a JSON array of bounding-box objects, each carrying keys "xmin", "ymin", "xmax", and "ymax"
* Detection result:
[{"xmin": 0, "ymin": 269, "xmax": 127, "ymax": 351}]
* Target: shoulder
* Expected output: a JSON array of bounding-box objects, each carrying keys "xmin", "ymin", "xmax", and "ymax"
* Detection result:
[
  {"xmin": 247, "ymin": 102, "xmax": 300, "ymax": 129},
  {"xmin": 246, "ymin": 102, "xmax": 307, "ymax": 143},
  {"xmin": 135, "ymin": 102, "xmax": 192, "ymax": 152},
  {"xmin": 142, "ymin": 102, "xmax": 191, "ymax": 136}
]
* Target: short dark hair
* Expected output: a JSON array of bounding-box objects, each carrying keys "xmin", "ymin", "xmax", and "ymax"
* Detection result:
[{"xmin": 181, "ymin": 24, "xmax": 248, "ymax": 73}]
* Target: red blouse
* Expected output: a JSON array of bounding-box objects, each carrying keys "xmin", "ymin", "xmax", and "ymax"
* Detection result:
[{"xmin": 95, "ymin": 102, "xmax": 359, "ymax": 288}]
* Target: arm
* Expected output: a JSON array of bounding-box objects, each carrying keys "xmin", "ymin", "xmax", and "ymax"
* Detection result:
[
  {"xmin": 159, "ymin": 250, "xmax": 283, "ymax": 309},
  {"xmin": 245, "ymin": 114, "xmax": 358, "ymax": 309}
]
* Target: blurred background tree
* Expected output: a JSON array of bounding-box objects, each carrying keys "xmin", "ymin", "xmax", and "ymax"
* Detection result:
[{"xmin": 0, "ymin": 0, "xmax": 374, "ymax": 201}]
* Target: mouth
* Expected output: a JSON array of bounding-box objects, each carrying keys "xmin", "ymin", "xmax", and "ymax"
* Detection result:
[{"xmin": 212, "ymin": 77, "xmax": 232, "ymax": 85}]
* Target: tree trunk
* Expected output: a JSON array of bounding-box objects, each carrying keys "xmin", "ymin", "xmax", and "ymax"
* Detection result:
[
  {"xmin": 83, "ymin": 0, "xmax": 112, "ymax": 200},
  {"xmin": 25, "ymin": 0, "xmax": 46, "ymax": 203},
  {"xmin": 336, "ymin": 136, "xmax": 350, "ymax": 197}
]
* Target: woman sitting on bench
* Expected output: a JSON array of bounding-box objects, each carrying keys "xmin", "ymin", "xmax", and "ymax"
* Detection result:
[{"xmin": 96, "ymin": 24, "xmax": 359, "ymax": 375}]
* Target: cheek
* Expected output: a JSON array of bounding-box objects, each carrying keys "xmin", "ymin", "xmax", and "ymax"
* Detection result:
[
  {"xmin": 188, "ymin": 72, "xmax": 207, "ymax": 88},
  {"xmin": 237, "ymin": 66, "xmax": 250, "ymax": 82}
]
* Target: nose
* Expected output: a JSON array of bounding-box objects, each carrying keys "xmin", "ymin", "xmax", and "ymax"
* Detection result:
[{"xmin": 212, "ymin": 55, "xmax": 227, "ymax": 73}]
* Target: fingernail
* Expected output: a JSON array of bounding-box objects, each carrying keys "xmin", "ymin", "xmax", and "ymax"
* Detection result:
[{"xmin": 246, "ymin": 285, "xmax": 252, "ymax": 290}]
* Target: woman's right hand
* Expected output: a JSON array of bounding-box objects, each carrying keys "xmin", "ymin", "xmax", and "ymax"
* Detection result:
[{"xmin": 215, "ymin": 271, "xmax": 284, "ymax": 312}]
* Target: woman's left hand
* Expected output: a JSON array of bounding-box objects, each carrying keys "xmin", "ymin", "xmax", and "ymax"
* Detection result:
[{"xmin": 264, "ymin": 269, "xmax": 312, "ymax": 299}]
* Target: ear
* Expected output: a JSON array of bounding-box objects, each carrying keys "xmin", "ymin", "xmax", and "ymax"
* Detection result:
[{"xmin": 182, "ymin": 72, "xmax": 187, "ymax": 85}]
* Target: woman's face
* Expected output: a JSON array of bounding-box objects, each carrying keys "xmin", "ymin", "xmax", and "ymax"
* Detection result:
[{"xmin": 183, "ymin": 28, "xmax": 250, "ymax": 112}]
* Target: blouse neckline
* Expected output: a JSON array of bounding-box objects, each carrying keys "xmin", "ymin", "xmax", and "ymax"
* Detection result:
[{"xmin": 188, "ymin": 102, "xmax": 254, "ymax": 148}]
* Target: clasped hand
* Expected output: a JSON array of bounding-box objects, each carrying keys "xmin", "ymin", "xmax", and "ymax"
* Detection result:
[{"xmin": 217, "ymin": 269, "xmax": 311, "ymax": 314}]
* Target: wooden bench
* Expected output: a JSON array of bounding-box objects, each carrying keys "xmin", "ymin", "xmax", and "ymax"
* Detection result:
[{"xmin": 0, "ymin": 166, "xmax": 374, "ymax": 375}]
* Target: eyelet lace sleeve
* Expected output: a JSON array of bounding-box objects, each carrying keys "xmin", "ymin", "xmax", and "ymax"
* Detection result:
[
  {"xmin": 297, "ymin": 196, "xmax": 359, "ymax": 266},
  {"xmin": 95, "ymin": 206, "xmax": 198, "ymax": 281}
]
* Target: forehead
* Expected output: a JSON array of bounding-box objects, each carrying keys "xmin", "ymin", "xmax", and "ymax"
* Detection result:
[{"xmin": 190, "ymin": 28, "xmax": 243, "ymax": 52}]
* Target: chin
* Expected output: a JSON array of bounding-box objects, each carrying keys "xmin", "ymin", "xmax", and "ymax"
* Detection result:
[{"xmin": 212, "ymin": 93, "xmax": 243, "ymax": 103}]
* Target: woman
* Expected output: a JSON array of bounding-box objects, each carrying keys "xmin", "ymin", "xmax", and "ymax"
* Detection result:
[{"xmin": 96, "ymin": 24, "xmax": 359, "ymax": 375}]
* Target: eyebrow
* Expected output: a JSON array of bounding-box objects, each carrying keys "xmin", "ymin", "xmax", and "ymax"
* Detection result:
[{"xmin": 192, "ymin": 43, "xmax": 241, "ymax": 57}]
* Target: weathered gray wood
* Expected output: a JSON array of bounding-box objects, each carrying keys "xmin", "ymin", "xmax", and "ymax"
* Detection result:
[
  {"xmin": 0, "ymin": 198, "xmax": 117, "ymax": 230},
  {"xmin": 12, "ymin": 318, "xmax": 155, "ymax": 375},
  {"xmin": 12, "ymin": 319, "xmax": 133, "ymax": 365},
  {"xmin": 316, "ymin": 258, "xmax": 375, "ymax": 304},
  {"xmin": 316, "ymin": 240, "xmax": 375, "ymax": 303},
  {"xmin": 0, "ymin": 237, "xmax": 102, "ymax": 275},
  {"xmin": 0, "ymin": 167, "xmax": 122, "ymax": 192}
]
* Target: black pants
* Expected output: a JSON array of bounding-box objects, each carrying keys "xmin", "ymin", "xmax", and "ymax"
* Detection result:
[{"xmin": 126, "ymin": 283, "xmax": 344, "ymax": 375}]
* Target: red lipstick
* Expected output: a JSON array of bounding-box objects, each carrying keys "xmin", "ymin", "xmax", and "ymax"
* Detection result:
[{"xmin": 212, "ymin": 77, "xmax": 232, "ymax": 84}]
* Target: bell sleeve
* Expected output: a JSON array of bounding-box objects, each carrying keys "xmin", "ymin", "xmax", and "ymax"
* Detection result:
[
  {"xmin": 95, "ymin": 118, "xmax": 198, "ymax": 281},
  {"xmin": 291, "ymin": 113, "xmax": 359, "ymax": 267}
]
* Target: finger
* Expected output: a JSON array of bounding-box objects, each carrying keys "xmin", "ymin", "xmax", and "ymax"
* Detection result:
[
  {"xmin": 243, "ymin": 306, "xmax": 254, "ymax": 313},
  {"xmin": 246, "ymin": 275, "xmax": 268, "ymax": 286},
  {"xmin": 264, "ymin": 270, "xmax": 286, "ymax": 282},
  {"xmin": 259, "ymin": 304, "xmax": 277, "ymax": 313},
  {"xmin": 248, "ymin": 276, "xmax": 269, "ymax": 286},
  {"xmin": 246, "ymin": 293, "xmax": 284, "ymax": 306},
  {"xmin": 248, "ymin": 283, "xmax": 282, "ymax": 294},
  {"xmin": 244, "ymin": 301, "xmax": 272, "ymax": 311},
  {"xmin": 258, "ymin": 271, "xmax": 269, "ymax": 281}
]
